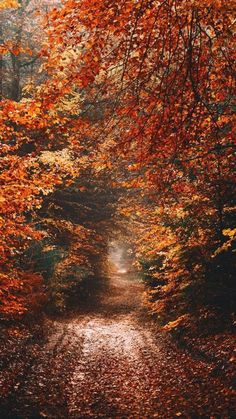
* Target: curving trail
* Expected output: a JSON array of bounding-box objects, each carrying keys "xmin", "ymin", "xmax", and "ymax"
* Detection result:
[{"xmin": 0, "ymin": 248, "xmax": 235, "ymax": 418}]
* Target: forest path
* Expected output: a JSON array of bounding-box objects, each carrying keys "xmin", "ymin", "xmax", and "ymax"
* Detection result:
[{"xmin": 0, "ymin": 247, "xmax": 234, "ymax": 418}]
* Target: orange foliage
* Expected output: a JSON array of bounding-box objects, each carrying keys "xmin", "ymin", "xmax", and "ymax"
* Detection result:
[{"xmin": 0, "ymin": 0, "xmax": 235, "ymax": 323}]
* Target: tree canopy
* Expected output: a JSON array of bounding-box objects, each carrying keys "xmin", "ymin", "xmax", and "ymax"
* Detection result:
[{"xmin": 0, "ymin": 0, "xmax": 235, "ymax": 333}]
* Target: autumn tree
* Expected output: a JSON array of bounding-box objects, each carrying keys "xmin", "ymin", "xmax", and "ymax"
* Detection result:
[
  {"xmin": 40, "ymin": 0, "xmax": 235, "ymax": 332},
  {"xmin": 0, "ymin": 0, "xmax": 235, "ymax": 332}
]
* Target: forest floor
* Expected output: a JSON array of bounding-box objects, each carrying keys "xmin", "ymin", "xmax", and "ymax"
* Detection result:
[{"xmin": 0, "ymin": 263, "xmax": 235, "ymax": 418}]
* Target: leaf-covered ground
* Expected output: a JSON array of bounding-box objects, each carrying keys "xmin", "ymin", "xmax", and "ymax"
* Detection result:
[{"xmin": 0, "ymin": 266, "xmax": 235, "ymax": 418}]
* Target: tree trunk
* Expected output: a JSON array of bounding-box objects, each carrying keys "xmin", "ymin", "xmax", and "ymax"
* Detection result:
[{"xmin": 11, "ymin": 53, "xmax": 21, "ymax": 101}]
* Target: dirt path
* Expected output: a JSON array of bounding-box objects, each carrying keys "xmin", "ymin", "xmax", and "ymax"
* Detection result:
[{"xmin": 0, "ymin": 251, "xmax": 235, "ymax": 418}]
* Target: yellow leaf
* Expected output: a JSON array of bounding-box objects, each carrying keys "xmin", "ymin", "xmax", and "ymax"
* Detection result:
[
  {"xmin": 0, "ymin": 0, "xmax": 19, "ymax": 9},
  {"xmin": 223, "ymin": 228, "xmax": 236, "ymax": 238}
]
